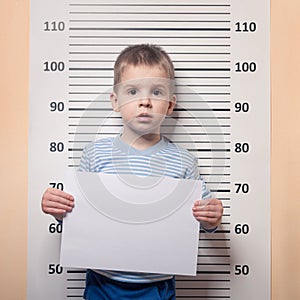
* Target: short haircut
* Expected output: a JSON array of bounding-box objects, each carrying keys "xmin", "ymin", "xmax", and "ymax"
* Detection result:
[{"xmin": 113, "ymin": 44, "xmax": 175, "ymax": 86}]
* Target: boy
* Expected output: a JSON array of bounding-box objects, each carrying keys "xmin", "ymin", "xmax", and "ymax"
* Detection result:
[{"xmin": 42, "ymin": 44, "xmax": 223, "ymax": 299}]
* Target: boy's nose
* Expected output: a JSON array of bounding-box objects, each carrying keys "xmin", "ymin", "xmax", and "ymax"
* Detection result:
[{"xmin": 138, "ymin": 97, "xmax": 152, "ymax": 108}]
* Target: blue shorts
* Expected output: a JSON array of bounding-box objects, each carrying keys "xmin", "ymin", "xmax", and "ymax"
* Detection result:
[{"xmin": 83, "ymin": 270, "xmax": 176, "ymax": 300}]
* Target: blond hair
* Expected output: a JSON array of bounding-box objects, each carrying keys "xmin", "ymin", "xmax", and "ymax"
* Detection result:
[{"xmin": 113, "ymin": 44, "xmax": 175, "ymax": 86}]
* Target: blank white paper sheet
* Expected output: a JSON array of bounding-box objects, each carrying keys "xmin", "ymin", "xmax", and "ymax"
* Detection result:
[{"xmin": 60, "ymin": 169, "xmax": 202, "ymax": 276}]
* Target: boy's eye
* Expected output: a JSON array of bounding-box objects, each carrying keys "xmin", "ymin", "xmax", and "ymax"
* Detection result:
[
  {"xmin": 153, "ymin": 89, "xmax": 163, "ymax": 96},
  {"xmin": 128, "ymin": 89, "xmax": 137, "ymax": 96}
]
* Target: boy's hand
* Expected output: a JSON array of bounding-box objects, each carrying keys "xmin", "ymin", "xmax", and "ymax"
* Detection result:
[
  {"xmin": 192, "ymin": 198, "xmax": 223, "ymax": 230},
  {"xmin": 41, "ymin": 188, "xmax": 74, "ymax": 221}
]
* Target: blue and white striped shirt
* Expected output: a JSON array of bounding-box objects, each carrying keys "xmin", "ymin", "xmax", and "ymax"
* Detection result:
[{"xmin": 79, "ymin": 135, "xmax": 211, "ymax": 283}]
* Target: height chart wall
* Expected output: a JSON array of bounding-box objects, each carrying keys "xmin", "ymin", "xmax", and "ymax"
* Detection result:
[{"xmin": 28, "ymin": 1, "xmax": 270, "ymax": 299}]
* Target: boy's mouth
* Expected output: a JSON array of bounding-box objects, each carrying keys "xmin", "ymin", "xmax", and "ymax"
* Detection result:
[{"xmin": 136, "ymin": 112, "xmax": 152, "ymax": 122}]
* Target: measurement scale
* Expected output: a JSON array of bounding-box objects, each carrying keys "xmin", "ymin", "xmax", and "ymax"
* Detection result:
[{"xmin": 28, "ymin": 0, "xmax": 270, "ymax": 299}]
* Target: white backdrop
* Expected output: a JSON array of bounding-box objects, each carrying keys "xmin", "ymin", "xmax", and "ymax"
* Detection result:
[{"xmin": 28, "ymin": 0, "xmax": 270, "ymax": 299}]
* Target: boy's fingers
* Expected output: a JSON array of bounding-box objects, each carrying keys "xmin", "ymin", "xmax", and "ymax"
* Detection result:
[
  {"xmin": 42, "ymin": 188, "xmax": 74, "ymax": 215},
  {"xmin": 195, "ymin": 198, "xmax": 220, "ymax": 206},
  {"xmin": 43, "ymin": 199, "xmax": 73, "ymax": 215},
  {"xmin": 46, "ymin": 188, "xmax": 74, "ymax": 201},
  {"xmin": 193, "ymin": 210, "xmax": 219, "ymax": 218},
  {"xmin": 48, "ymin": 198, "xmax": 73, "ymax": 210},
  {"xmin": 46, "ymin": 207, "xmax": 68, "ymax": 215},
  {"xmin": 47, "ymin": 193, "xmax": 74, "ymax": 206},
  {"xmin": 43, "ymin": 188, "xmax": 74, "ymax": 205},
  {"xmin": 193, "ymin": 199, "xmax": 223, "ymax": 211},
  {"xmin": 192, "ymin": 203, "xmax": 214, "ymax": 212}
]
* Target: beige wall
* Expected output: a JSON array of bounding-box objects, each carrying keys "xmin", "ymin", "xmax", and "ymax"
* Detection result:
[
  {"xmin": 271, "ymin": 0, "xmax": 300, "ymax": 298},
  {"xmin": 0, "ymin": 0, "xmax": 299, "ymax": 299},
  {"xmin": 0, "ymin": 0, "xmax": 29, "ymax": 298}
]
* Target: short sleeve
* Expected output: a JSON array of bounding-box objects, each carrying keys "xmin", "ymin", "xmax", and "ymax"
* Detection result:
[
  {"xmin": 78, "ymin": 144, "xmax": 92, "ymax": 172},
  {"xmin": 201, "ymin": 178, "xmax": 211, "ymax": 200},
  {"xmin": 186, "ymin": 156, "xmax": 212, "ymax": 200}
]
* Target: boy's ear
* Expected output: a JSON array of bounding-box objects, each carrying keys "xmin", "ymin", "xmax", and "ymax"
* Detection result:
[
  {"xmin": 110, "ymin": 92, "xmax": 120, "ymax": 112},
  {"xmin": 167, "ymin": 94, "xmax": 176, "ymax": 115}
]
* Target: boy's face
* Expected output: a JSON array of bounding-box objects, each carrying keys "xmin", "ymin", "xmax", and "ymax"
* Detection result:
[{"xmin": 110, "ymin": 65, "xmax": 176, "ymax": 137}]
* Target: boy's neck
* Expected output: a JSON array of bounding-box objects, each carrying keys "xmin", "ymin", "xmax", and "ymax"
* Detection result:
[{"xmin": 120, "ymin": 130, "xmax": 161, "ymax": 150}]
